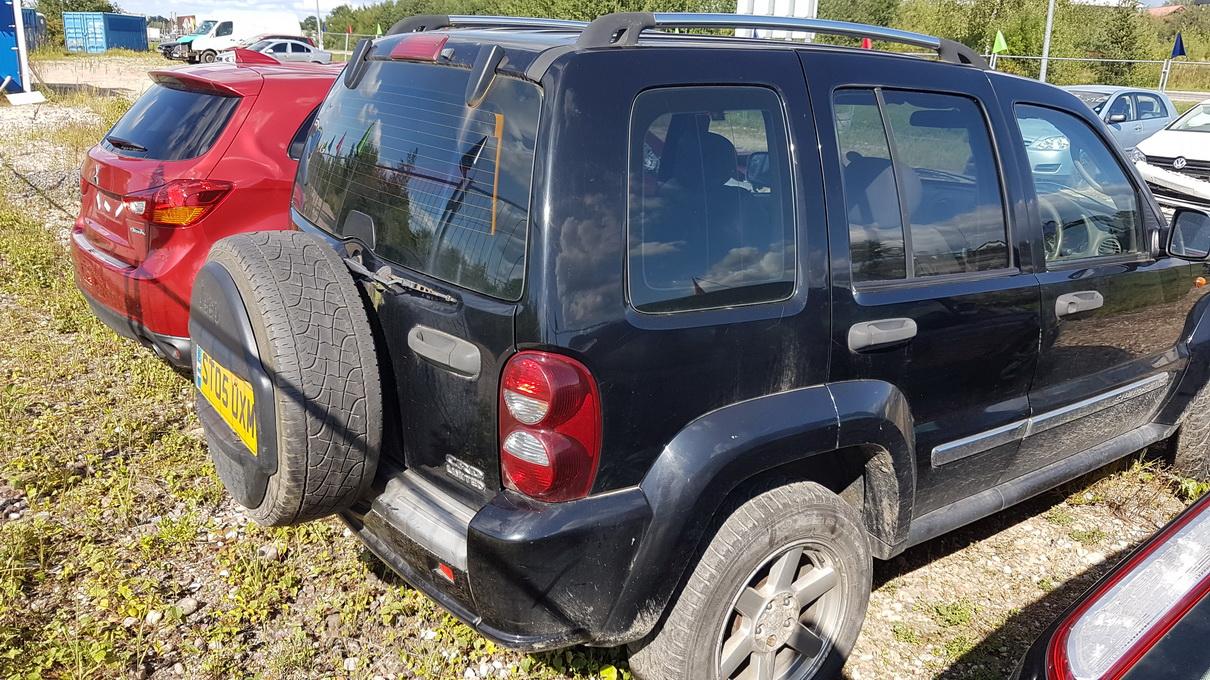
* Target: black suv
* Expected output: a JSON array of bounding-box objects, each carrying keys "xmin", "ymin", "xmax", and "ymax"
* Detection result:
[{"xmin": 187, "ymin": 12, "xmax": 1210, "ymax": 680}]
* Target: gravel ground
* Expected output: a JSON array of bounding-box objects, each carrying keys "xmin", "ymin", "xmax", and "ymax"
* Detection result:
[{"xmin": 0, "ymin": 91, "xmax": 1197, "ymax": 680}]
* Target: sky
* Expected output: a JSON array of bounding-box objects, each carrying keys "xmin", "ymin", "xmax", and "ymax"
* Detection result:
[{"xmin": 113, "ymin": 0, "xmax": 359, "ymax": 22}]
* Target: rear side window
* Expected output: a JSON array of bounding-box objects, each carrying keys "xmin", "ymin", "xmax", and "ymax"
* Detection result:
[
  {"xmin": 835, "ymin": 88, "xmax": 1009, "ymax": 283},
  {"xmin": 628, "ymin": 86, "xmax": 795, "ymax": 313},
  {"xmin": 294, "ymin": 61, "xmax": 540, "ymax": 300},
  {"xmin": 1134, "ymin": 93, "xmax": 1167, "ymax": 120},
  {"xmin": 103, "ymin": 82, "xmax": 240, "ymax": 161}
]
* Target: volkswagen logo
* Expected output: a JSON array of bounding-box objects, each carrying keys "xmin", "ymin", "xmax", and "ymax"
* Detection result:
[{"xmin": 1174, "ymin": 157, "xmax": 1188, "ymax": 170}]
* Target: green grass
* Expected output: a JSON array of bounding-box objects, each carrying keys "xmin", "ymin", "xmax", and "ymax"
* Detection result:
[
  {"xmin": 0, "ymin": 122, "xmax": 629, "ymax": 678},
  {"xmin": 30, "ymin": 47, "xmax": 156, "ymax": 62}
]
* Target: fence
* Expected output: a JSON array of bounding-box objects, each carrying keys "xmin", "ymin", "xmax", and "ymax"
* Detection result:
[{"xmin": 986, "ymin": 54, "xmax": 1210, "ymax": 95}]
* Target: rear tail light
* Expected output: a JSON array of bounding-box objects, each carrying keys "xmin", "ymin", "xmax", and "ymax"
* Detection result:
[
  {"xmin": 499, "ymin": 351, "xmax": 601, "ymax": 502},
  {"xmin": 1048, "ymin": 495, "xmax": 1210, "ymax": 679},
  {"xmin": 125, "ymin": 179, "xmax": 232, "ymax": 228}
]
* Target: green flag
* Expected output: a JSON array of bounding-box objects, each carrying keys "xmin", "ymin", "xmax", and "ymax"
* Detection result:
[
  {"xmin": 992, "ymin": 31, "xmax": 1008, "ymax": 54},
  {"xmin": 376, "ymin": 23, "xmax": 382, "ymax": 37}
]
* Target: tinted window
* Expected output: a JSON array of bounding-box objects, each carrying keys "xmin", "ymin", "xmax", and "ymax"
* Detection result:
[
  {"xmin": 215, "ymin": 21, "xmax": 232, "ymax": 37},
  {"xmin": 628, "ymin": 86, "xmax": 795, "ymax": 313},
  {"xmin": 290, "ymin": 42, "xmax": 307, "ymax": 53},
  {"xmin": 1134, "ymin": 93, "xmax": 1167, "ymax": 120},
  {"xmin": 834, "ymin": 89, "xmax": 906, "ymax": 282},
  {"xmin": 1016, "ymin": 104, "xmax": 1141, "ymax": 262},
  {"xmin": 295, "ymin": 61, "xmax": 539, "ymax": 300},
  {"xmin": 836, "ymin": 89, "xmax": 1008, "ymax": 282},
  {"xmin": 103, "ymin": 81, "xmax": 240, "ymax": 161}
]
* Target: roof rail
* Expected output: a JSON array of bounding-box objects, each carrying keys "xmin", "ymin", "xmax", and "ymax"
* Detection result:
[
  {"xmin": 575, "ymin": 12, "xmax": 987, "ymax": 69},
  {"xmin": 388, "ymin": 14, "xmax": 588, "ymax": 36}
]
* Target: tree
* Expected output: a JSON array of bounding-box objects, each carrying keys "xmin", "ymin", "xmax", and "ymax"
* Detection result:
[
  {"xmin": 1092, "ymin": 0, "xmax": 1147, "ymax": 85},
  {"xmin": 34, "ymin": 0, "xmax": 123, "ymax": 46}
]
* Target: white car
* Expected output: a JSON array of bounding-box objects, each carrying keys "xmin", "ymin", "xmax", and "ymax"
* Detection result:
[
  {"xmin": 217, "ymin": 39, "xmax": 333, "ymax": 65},
  {"xmin": 1133, "ymin": 99, "xmax": 1210, "ymax": 207}
]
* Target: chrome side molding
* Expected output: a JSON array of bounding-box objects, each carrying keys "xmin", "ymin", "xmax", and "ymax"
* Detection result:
[{"xmin": 930, "ymin": 373, "xmax": 1170, "ymax": 467}]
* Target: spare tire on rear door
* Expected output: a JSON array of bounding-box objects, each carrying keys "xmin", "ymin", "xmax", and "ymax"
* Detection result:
[{"xmin": 189, "ymin": 231, "xmax": 382, "ymax": 525}]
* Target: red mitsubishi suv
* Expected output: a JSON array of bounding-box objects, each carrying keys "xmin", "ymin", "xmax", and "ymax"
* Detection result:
[{"xmin": 71, "ymin": 57, "xmax": 339, "ymax": 367}]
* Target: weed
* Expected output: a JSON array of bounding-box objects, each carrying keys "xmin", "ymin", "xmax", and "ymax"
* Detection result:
[
  {"xmin": 1069, "ymin": 528, "xmax": 1107, "ymax": 546},
  {"xmin": 932, "ymin": 600, "xmax": 975, "ymax": 628},
  {"xmin": 891, "ymin": 622, "xmax": 922, "ymax": 644},
  {"xmin": 1044, "ymin": 506, "xmax": 1075, "ymax": 527},
  {"xmin": 942, "ymin": 634, "xmax": 977, "ymax": 658}
]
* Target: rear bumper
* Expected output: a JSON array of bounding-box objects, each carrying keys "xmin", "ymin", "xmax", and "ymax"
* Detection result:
[
  {"xmin": 70, "ymin": 224, "xmax": 195, "ymax": 341},
  {"xmin": 81, "ymin": 288, "xmax": 191, "ymax": 367},
  {"xmin": 342, "ymin": 468, "xmax": 653, "ymax": 651}
]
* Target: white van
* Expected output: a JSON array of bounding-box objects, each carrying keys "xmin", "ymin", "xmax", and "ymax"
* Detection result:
[{"xmin": 187, "ymin": 12, "xmax": 301, "ymax": 63}]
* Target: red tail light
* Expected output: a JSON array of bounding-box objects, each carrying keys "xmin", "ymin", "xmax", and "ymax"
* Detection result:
[
  {"xmin": 499, "ymin": 351, "xmax": 601, "ymax": 502},
  {"xmin": 125, "ymin": 179, "xmax": 232, "ymax": 228},
  {"xmin": 1048, "ymin": 494, "xmax": 1210, "ymax": 679}
]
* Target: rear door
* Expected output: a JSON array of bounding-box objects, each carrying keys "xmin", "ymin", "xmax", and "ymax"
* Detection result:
[
  {"xmin": 291, "ymin": 55, "xmax": 540, "ymax": 505},
  {"xmin": 79, "ymin": 76, "xmax": 248, "ymax": 264},
  {"xmin": 804, "ymin": 51, "xmax": 1043, "ymax": 515},
  {"xmin": 1133, "ymin": 92, "xmax": 1172, "ymax": 146}
]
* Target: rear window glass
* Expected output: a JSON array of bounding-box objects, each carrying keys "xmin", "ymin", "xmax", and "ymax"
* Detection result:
[
  {"xmin": 103, "ymin": 82, "xmax": 239, "ymax": 161},
  {"xmin": 294, "ymin": 60, "xmax": 540, "ymax": 301}
]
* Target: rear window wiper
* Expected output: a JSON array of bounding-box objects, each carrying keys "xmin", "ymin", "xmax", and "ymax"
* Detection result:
[
  {"xmin": 105, "ymin": 135, "xmax": 147, "ymax": 152},
  {"xmin": 343, "ymin": 257, "xmax": 457, "ymax": 305}
]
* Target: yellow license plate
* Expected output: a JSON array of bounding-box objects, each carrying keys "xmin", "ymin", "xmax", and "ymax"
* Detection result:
[{"xmin": 194, "ymin": 345, "xmax": 257, "ymax": 455}]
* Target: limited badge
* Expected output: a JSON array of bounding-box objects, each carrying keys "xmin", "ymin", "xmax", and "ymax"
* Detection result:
[{"xmin": 445, "ymin": 455, "xmax": 486, "ymax": 491}]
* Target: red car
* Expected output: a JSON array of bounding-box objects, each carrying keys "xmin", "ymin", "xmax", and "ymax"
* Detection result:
[{"xmin": 71, "ymin": 58, "xmax": 339, "ymax": 367}]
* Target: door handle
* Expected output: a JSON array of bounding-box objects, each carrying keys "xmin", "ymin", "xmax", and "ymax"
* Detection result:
[
  {"xmin": 407, "ymin": 325, "xmax": 481, "ymax": 377},
  {"xmin": 848, "ymin": 318, "xmax": 918, "ymax": 352},
  {"xmin": 1055, "ymin": 291, "xmax": 1104, "ymax": 317}
]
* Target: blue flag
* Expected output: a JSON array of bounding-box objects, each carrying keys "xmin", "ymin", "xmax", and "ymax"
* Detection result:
[{"xmin": 1173, "ymin": 32, "xmax": 1187, "ymax": 59}]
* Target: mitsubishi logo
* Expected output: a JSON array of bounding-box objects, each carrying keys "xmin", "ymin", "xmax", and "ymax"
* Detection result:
[{"xmin": 1174, "ymin": 157, "xmax": 1188, "ymax": 170}]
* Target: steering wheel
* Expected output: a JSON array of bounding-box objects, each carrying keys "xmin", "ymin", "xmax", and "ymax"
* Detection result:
[{"xmin": 1038, "ymin": 193, "xmax": 1097, "ymax": 260}]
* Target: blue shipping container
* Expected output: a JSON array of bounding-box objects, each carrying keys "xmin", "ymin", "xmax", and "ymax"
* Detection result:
[{"xmin": 63, "ymin": 12, "xmax": 148, "ymax": 53}]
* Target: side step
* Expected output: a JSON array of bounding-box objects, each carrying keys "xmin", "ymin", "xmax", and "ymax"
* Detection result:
[{"xmin": 904, "ymin": 422, "xmax": 1175, "ymax": 550}]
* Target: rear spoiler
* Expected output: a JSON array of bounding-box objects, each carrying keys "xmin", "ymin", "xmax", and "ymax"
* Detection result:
[{"xmin": 148, "ymin": 70, "xmax": 250, "ymax": 98}]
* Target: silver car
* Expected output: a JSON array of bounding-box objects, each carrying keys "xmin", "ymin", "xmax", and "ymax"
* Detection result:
[
  {"xmin": 219, "ymin": 39, "xmax": 332, "ymax": 64},
  {"xmin": 1064, "ymin": 85, "xmax": 1176, "ymax": 149}
]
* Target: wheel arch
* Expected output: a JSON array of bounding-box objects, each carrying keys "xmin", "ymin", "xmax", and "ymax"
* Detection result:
[{"xmin": 600, "ymin": 380, "xmax": 917, "ymax": 643}]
